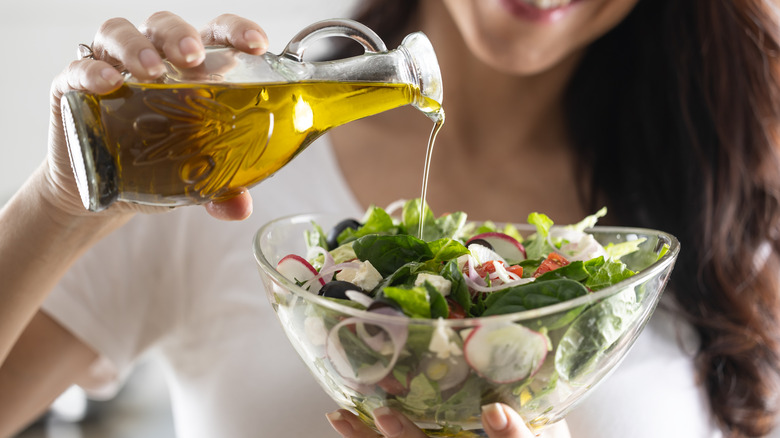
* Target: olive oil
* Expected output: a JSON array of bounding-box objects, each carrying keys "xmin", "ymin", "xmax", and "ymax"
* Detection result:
[
  {"xmin": 418, "ymin": 114, "xmax": 445, "ymax": 238},
  {"xmin": 63, "ymin": 81, "xmax": 441, "ymax": 209}
]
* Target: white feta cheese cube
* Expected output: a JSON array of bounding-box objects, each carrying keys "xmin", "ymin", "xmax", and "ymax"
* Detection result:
[
  {"xmin": 335, "ymin": 260, "xmax": 383, "ymax": 291},
  {"xmin": 414, "ymin": 273, "xmax": 452, "ymax": 297}
]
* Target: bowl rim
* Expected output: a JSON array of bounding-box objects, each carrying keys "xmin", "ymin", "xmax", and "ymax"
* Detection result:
[{"xmin": 253, "ymin": 212, "xmax": 680, "ymax": 327}]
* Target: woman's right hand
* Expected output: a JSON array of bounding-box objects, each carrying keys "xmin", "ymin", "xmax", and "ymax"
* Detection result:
[
  {"xmin": 327, "ymin": 404, "xmax": 572, "ymax": 438},
  {"xmin": 45, "ymin": 12, "xmax": 269, "ymax": 221}
]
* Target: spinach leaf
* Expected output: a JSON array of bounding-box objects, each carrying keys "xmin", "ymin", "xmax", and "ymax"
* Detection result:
[
  {"xmin": 482, "ymin": 279, "xmax": 590, "ymax": 317},
  {"xmin": 427, "ymin": 238, "xmax": 469, "ymax": 264},
  {"xmin": 338, "ymin": 206, "xmax": 396, "ymax": 244},
  {"xmin": 534, "ymin": 260, "xmax": 590, "ymax": 283},
  {"xmin": 353, "ymin": 234, "xmax": 433, "ymax": 277},
  {"xmin": 423, "ymin": 282, "xmax": 450, "ymax": 319},
  {"xmin": 440, "ymin": 260, "xmax": 472, "ymax": 316},
  {"xmin": 402, "ymin": 199, "xmax": 436, "ymax": 240},
  {"xmin": 391, "ymin": 373, "xmax": 441, "ymax": 417},
  {"xmin": 374, "ymin": 262, "xmax": 427, "ymax": 292}
]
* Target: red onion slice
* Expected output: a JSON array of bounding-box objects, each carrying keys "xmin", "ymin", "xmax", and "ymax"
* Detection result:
[{"xmin": 325, "ymin": 312, "xmax": 409, "ymax": 385}]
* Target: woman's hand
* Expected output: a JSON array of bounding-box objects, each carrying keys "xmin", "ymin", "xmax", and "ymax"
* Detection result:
[
  {"xmin": 46, "ymin": 12, "xmax": 269, "ymax": 221},
  {"xmin": 326, "ymin": 404, "xmax": 570, "ymax": 438}
]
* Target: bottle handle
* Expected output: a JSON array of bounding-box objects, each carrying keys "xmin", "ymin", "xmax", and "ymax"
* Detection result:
[{"xmin": 280, "ymin": 18, "xmax": 388, "ymax": 62}]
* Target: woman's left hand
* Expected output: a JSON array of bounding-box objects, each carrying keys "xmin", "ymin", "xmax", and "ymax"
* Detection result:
[{"xmin": 327, "ymin": 403, "xmax": 562, "ymax": 438}]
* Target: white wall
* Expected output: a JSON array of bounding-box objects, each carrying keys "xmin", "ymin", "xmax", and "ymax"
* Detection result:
[{"xmin": 0, "ymin": 0, "xmax": 359, "ymax": 201}]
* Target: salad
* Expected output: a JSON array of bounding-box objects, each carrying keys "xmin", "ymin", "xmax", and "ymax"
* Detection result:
[{"xmin": 270, "ymin": 199, "xmax": 666, "ymax": 435}]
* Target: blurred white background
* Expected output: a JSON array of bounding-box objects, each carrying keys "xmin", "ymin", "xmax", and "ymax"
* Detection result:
[
  {"xmin": 5, "ymin": 1, "xmax": 780, "ymax": 437},
  {"xmin": 1, "ymin": 1, "xmax": 358, "ymax": 437},
  {"xmin": 0, "ymin": 0, "xmax": 359, "ymax": 201}
]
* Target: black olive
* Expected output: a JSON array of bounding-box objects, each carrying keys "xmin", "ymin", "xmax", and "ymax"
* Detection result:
[
  {"xmin": 367, "ymin": 296, "xmax": 403, "ymax": 313},
  {"xmin": 467, "ymin": 238, "xmax": 493, "ymax": 250},
  {"xmin": 326, "ymin": 218, "xmax": 362, "ymax": 250},
  {"xmin": 319, "ymin": 280, "xmax": 364, "ymax": 300},
  {"xmin": 364, "ymin": 297, "xmax": 404, "ymax": 335}
]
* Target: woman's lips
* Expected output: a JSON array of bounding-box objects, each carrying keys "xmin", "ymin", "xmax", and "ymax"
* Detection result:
[{"xmin": 498, "ymin": 0, "xmax": 582, "ymax": 23}]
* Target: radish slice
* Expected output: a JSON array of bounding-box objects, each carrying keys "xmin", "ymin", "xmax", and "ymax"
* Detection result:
[
  {"xmin": 325, "ymin": 313, "xmax": 409, "ymax": 385},
  {"xmin": 277, "ymin": 254, "xmax": 324, "ymax": 293},
  {"xmin": 464, "ymin": 322, "xmax": 548, "ymax": 384},
  {"xmin": 468, "ymin": 232, "xmax": 527, "ymax": 263}
]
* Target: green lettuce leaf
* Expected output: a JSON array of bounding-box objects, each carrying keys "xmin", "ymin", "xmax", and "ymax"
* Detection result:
[{"xmin": 524, "ymin": 213, "xmax": 556, "ymax": 260}]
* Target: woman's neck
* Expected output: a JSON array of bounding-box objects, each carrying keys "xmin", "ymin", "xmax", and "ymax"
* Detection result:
[
  {"xmin": 329, "ymin": 2, "xmax": 589, "ymax": 224},
  {"xmin": 417, "ymin": 0, "xmax": 583, "ymax": 156}
]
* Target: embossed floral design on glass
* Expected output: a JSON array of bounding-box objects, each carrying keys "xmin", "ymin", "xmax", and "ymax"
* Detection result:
[{"xmin": 61, "ymin": 19, "xmax": 443, "ymax": 211}]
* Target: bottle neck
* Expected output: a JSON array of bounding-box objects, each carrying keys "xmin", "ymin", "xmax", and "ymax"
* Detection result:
[{"xmin": 283, "ymin": 47, "xmax": 441, "ymax": 119}]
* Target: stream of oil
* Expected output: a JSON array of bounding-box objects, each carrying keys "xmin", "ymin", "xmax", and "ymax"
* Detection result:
[{"xmin": 418, "ymin": 111, "xmax": 445, "ymax": 239}]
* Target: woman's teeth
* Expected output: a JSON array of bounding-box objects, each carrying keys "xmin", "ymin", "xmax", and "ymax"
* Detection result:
[{"xmin": 520, "ymin": 0, "xmax": 572, "ymax": 9}]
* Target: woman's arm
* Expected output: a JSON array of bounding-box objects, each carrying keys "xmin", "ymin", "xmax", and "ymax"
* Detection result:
[
  {"xmin": 0, "ymin": 310, "xmax": 99, "ymax": 437},
  {"xmin": 0, "ymin": 10, "xmax": 268, "ymax": 365},
  {"xmin": 0, "ymin": 12, "xmax": 268, "ymax": 435},
  {"xmin": 0, "ymin": 165, "xmax": 132, "ymax": 365}
]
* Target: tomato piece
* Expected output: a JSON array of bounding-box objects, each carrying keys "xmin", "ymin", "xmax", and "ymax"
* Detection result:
[
  {"xmin": 506, "ymin": 265, "xmax": 524, "ymax": 277},
  {"xmin": 447, "ymin": 298, "xmax": 467, "ymax": 319},
  {"xmin": 474, "ymin": 260, "xmax": 504, "ymax": 277},
  {"xmin": 533, "ymin": 253, "xmax": 569, "ymax": 277}
]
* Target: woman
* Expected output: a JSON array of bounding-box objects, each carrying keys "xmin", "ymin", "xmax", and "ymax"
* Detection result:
[
  {"xmin": 1, "ymin": 0, "xmax": 778, "ymax": 437},
  {"xmin": 328, "ymin": 1, "xmax": 780, "ymax": 436}
]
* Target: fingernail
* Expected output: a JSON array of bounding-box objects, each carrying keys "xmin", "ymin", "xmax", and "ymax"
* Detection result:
[
  {"xmin": 326, "ymin": 411, "xmax": 353, "ymax": 436},
  {"xmin": 179, "ymin": 36, "xmax": 205, "ymax": 64},
  {"xmin": 374, "ymin": 407, "xmax": 403, "ymax": 437},
  {"xmin": 244, "ymin": 29, "xmax": 267, "ymax": 50},
  {"xmin": 100, "ymin": 67, "xmax": 123, "ymax": 87},
  {"xmin": 139, "ymin": 48, "xmax": 165, "ymax": 76},
  {"xmin": 482, "ymin": 403, "xmax": 509, "ymax": 431}
]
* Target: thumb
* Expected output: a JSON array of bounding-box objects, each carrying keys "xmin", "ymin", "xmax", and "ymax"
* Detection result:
[{"xmin": 204, "ymin": 191, "xmax": 253, "ymax": 220}]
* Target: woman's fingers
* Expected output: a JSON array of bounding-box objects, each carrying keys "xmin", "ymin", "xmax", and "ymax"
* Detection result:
[
  {"xmin": 201, "ymin": 13, "xmax": 268, "ymax": 54},
  {"xmin": 372, "ymin": 407, "xmax": 429, "ymax": 438},
  {"xmin": 91, "ymin": 17, "xmax": 166, "ymax": 81},
  {"xmin": 51, "ymin": 59, "xmax": 123, "ymax": 103},
  {"xmin": 140, "ymin": 11, "xmax": 205, "ymax": 68},
  {"xmin": 326, "ymin": 409, "xmax": 381, "ymax": 438},
  {"xmin": 481, "ymin": 403, "xmax": 538, "ymax": 438},
  {"xmin": 88, "ymin": 12, "xmax": 267, "ymax": 83},
  {"xmin": 327, "ymin": 407, "xmax": 429, "ymax": 438},
  {"xmin": 328, "ymin": 404, "xmax": 542, "ymax": 438}
]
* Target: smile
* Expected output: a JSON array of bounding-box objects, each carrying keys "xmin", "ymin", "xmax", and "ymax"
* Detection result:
[
  {"xmin": 519, "ymin": 0, "xmax": 573, "ymax": 9},
  {"xmin": 498, "ymin": 0, "xmax": 582, "ymax": 22}
]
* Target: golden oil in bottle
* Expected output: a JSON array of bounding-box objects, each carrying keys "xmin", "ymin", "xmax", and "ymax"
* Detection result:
[{"xmin": 62, "ymin": 80, "xmax": 441, "ymax": 209}]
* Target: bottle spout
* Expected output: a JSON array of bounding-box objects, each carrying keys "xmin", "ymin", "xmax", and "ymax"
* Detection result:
[{"xmin": 399, "ymin": 32, "xmax": 444, "ymax": 121}]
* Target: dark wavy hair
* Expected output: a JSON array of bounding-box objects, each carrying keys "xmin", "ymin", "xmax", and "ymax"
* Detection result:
[{"xmin": 344, "ymin": 0, "xmax": 780, "ymax": 436}]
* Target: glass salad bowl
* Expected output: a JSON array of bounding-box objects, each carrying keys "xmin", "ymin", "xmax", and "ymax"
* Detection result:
[{"xmin": 253, "ymin": 210, "xmax": 680, "ymax": 437}]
